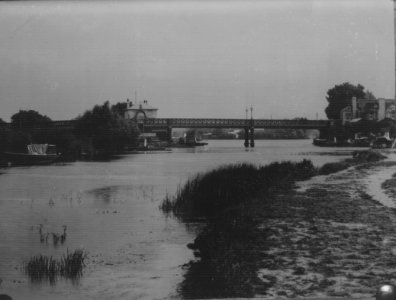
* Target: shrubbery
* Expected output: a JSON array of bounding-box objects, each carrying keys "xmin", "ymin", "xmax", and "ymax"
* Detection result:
[{"xmin": 74, "ymin": 101, "xmax": 139, "ymax": 156}]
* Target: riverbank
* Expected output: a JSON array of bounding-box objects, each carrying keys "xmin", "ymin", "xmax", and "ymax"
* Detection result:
[
  {"xmin": 163, "ymin": 150, "xmax": 396, "ymax": 298},
  {"xmin": 255, "ymin": 159, "xmax": 396, "ymax": 298}
]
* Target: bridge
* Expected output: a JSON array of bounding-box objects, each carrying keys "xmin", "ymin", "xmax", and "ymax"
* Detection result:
[
  {"xmin": 3, "ymin": 118, "xmax": 332, "ymax": 148},
  {"xmin": 44, "ymin": 118, "xmax": 331, "ymax": 131},
  {"xmin": 143, "ymin": 118, "xmax": 329, "ymax": 129},
  {"xmin": 140, "ymin": 118, "xmax": 331, "ymax": 147}
]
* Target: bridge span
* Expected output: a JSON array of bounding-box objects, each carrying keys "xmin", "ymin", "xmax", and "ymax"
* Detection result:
[
  {"xmin": 142, "ymin": 118, "xmax": 330, "ymax": 129},
  {"xmin": 141, "ymin": 118, "xmax": 331, "ymax": 148},
  {"xmin": 3, "ymin": 118, "xmax": 331, "ymax": 130},
  {"xmin": 6, "ymin": 118, "xmax": 331, "ymax": 148}
]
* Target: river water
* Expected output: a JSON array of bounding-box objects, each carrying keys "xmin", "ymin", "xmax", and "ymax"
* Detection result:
[{"xmin": 0, "ymin": 139, "xmax": 362, "ymax": 299}]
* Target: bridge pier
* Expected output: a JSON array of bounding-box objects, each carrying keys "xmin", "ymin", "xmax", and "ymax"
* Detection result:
[
  {"xmin": 250, "ymin": 126, "xmax": 255, "ymax": 147},
  {"xmin": 244, "ymin": 126, "xmax": 255, "ymax": 148},
  {"xmin": 167, "ymin": 126, "xmax": 173, "ymax": 143},
  {"xmin": 244, "ymin": 127, "xmax": 249, "ymax": 147}
]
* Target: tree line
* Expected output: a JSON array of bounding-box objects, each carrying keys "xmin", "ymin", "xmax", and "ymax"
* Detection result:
[{"xmin": 0, "ymin": 101, "xmax": 139, "ymax": 159}]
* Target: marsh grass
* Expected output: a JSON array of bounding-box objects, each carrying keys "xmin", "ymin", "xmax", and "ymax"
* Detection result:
[
  {"xmin": 161, "ymin": 160, "xmax": 316, "ymax": 219},
  {"xmin": 319, "ymin": 150, "xmax": 386, "ymax": 175},
  {"xmin": 25, "ymin": 249, "xmax": 87, "ymax": 284}
]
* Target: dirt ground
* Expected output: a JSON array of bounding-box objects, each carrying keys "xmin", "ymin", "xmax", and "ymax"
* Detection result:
[{"xmin": 255, "ymin": 160, "xmax": 396, "ymax": 298}]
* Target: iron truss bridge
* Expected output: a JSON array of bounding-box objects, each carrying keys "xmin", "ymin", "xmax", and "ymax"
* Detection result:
[
  {"xmin": 1, "ymin": 119, "xmax": 332, "ymax": 130},
  {"xmin": 143, "ymin": 118, "xmax": 330, "ymax": 129}
]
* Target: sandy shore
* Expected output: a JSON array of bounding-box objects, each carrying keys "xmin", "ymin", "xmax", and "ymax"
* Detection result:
[{"xmin": 255, "ymin": 159, "xmax": 396, "ymax": 298}]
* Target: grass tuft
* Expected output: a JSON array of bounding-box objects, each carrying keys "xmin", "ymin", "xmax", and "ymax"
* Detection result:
[{"xmin": 25, "ymin": 249, "xmax": 87, "ymax": 284}]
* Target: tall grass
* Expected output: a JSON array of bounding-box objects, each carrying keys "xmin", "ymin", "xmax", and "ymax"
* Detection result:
[
  {"xmin": 25, "ymin": 249, "xmax": 87, "ymax": 284},
  {"xmin": 160, "ymin": 159, "xmax": 316, "ymax": 218}
]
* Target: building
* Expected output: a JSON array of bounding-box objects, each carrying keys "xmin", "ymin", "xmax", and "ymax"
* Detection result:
[
  {"xmin": 124, "ymin": 99, "xmax": 158, "ymax": 121},
  {"xmin": 340, "ymin": 97, "xmax": 396, "ymax": 125}
]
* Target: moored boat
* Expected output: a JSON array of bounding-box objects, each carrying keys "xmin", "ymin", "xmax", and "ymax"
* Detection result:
[
  {"xmin": 371, "ymin": 132, "xmax": 395, "ymax": 149},
  {"xmin": 372, "ymin": 137, "xmax": 394, "ymax": 149},
  {"xmin": 2, "ymin": 144, "xmax": 59, "ymax": 166},
  {"xmin": 313, "ymin": 138, "xmax": 337, "ymax": 147}
]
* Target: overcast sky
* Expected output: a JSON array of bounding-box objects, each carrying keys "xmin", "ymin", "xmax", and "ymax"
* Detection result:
[{"xmin": 0, "ymin": 0, "xmax": 394, "ymax": 121}]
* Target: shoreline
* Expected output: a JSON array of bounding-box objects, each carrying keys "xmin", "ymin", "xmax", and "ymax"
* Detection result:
[
  {"xmin": 258, "ymin": 159, "xmax": 396, "ymax": 298},
  {"xmin": 168, "ymin": 151, "xmax": 396, "ymax": 298}
]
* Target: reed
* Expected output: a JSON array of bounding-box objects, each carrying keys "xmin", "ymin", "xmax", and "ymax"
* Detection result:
[
  {"xmin": 58, "ymin": 249, "xmax": 87, "ymax": 278},
  {"xmin": 25, "ymin": 249, "xmax": 87, "ymax": 283},
  {"xmin": 161, "ymin": 160, "xmax": 316, "ymax": 219}
]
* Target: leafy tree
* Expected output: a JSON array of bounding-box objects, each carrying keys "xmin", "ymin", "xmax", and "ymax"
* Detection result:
[
  {"xmin": 10, "ymin": 110, "xmax": 52, "ymax": 129},
  {"xmin": 325, "ymin": 82, "xmax": 367, "ymax": 120},
  {"xmin": 111, "ymin": 102, "xmax": 128, "ymax": 117},
  {"xmin": 365, "ymin": 90, "xmax": 376, "ymax": 100},
  {"xmin": 74, "ymin": 101, "xmax": 139, "ymax": 154}
]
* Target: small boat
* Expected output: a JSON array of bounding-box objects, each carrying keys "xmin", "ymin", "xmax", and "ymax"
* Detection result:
[
  {"xmin": 313, "ymin": 138, "xmax": 337, "ymax": 147},
  {"xmin": 170, "ymin": 136, "xmax": 208, "ymax": 148},
  {"xmin": 371, "ymin": 132, "xmax": 396, "ymax": 149},
  {"xmin": 170, "ymin": 142, "xmax": 208, "ymax": 148},
  {"xmin": 372, "ymin": 137, "xmax": 394, "ymax": 149},
  {"xmin": 2, "ymin": 144, "xmax": 59, "ymax": 166},
  {"xmin": 352, "ymin": 137, "xmax": 371, "ymax": 147}
]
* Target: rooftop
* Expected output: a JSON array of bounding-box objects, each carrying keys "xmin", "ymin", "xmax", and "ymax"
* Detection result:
[{"xmin": 126, "ymin": 100, "xmax": 158, "ymax": 110}]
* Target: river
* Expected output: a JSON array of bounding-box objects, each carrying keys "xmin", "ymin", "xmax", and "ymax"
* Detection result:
[{"xmin": 0, "ymin": 139, "xmax": 363, "ymax": 299}]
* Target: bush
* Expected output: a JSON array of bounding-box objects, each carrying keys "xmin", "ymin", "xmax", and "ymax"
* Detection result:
[
  {"xmin": 318, "ymin": 162, "xmax": 350, "ymax": 175},
  {"xmin": 352, "ymin": 150, "xmax": 386, "ymax": 163}
]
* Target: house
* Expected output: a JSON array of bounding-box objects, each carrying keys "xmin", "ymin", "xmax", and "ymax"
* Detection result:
[
  {"xmin": 340, "ymin": 97, "xmax": 396, "ymax": 125},
  {"xmin": 124, "ymin": 99, "xmax": 158, "ymax": 121}
]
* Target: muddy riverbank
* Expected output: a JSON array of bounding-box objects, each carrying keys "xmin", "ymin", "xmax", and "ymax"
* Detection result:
[
  {"xmin": 258, "ymin": 160, "xmax": 396, "ymax": 298},
  {"xmin": 170, "ymin": 151, "xmax": 396, "ymax": 298}
]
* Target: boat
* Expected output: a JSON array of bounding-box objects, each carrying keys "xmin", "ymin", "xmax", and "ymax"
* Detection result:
[
  {"xmin": 352, "ymin": 137, "xmax": 371, "ymax": 147},
  {"xmin": 170, "ymin": 136, "xmax": 208, "ymax": 148},
  {"xmin": 371, "ymin": 132, "xmax": 396, "ymax": 149},
  {"xmin": 2, "ymin": 144, "xmax": 59, "ymax": 166},
  {"xmin": 372, "ymin": 137, "xmax": 394, "ymax": 149},
  {"xmin": 313, "ymin": 137, "xmax": 337, "ymax": 147},
  {"xmin": 313, "ymin": 136, "xmax": 372, "ymax": 148},
  {"xmin": 124, "ymin": 135, "xmax": 169, "ymax": 152}
]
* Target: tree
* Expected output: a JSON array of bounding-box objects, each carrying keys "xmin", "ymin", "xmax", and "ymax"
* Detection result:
[
  {"xmin": 74, "ymin": 101, "xmax": 139, "ymax": 154},
  {"xmin": 111, "ymin": 102, "xmax": 127, "ymax": 117},
  {"xmin": 365, "ymin": 90, "xmax": 376, "ymax": 100},
  {"xmin": 10, "ymin": 110, "xmax": 52, "ymax": 129},
  {"xmin": 325, "ymin": 82, "xmax": 367, "ymax": 120}
]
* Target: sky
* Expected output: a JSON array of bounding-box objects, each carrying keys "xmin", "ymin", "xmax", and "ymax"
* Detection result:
[{"xmin": 0, "ymin": 0, "xmax": 394, "ymax": 121}]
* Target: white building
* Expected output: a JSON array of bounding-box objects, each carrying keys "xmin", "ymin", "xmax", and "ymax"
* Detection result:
[
  {"xmin": 124, "ymin": 99, "xmax": 158, "ymax": 122},
  {"xmin": 340, "ymin": 97, "xmax": 396, "ymax": 125}
]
